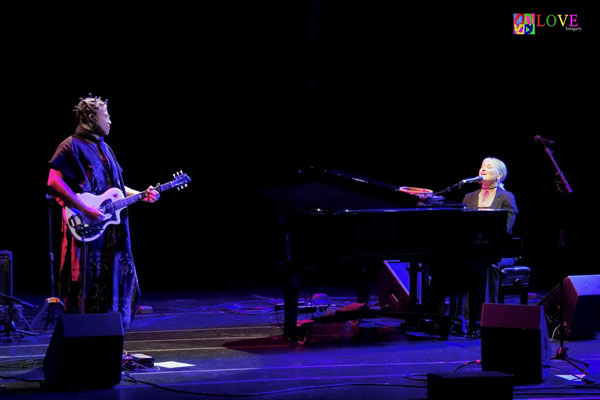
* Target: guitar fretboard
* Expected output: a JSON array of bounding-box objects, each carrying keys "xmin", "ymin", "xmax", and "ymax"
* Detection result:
[
  {"xmin": 112, "ymin": 192, "xmax": 145, "ymax": 210},
  {"xmin": 111, "ymin": 181, "xmax": 177, "ymax": 211}
]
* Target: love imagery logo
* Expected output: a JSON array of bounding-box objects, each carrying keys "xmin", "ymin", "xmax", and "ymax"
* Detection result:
[{"xmin": 513, "ymin": 13, "xmax": 581, "ymax": 35}]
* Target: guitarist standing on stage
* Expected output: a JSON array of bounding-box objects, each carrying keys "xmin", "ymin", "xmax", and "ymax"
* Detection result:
[{"xmin": 47, "ymin": 95, "xmax": 160, "ymax": 328}]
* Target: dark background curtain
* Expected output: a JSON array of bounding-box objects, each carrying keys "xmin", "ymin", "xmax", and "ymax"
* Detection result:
[{"xmin": 1, "ymin": 1, "xmax": 593, "ymax": 295}]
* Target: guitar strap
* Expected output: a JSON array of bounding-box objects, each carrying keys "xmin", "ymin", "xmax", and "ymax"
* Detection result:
[
  {"xmin": 99, "ymin": 141, "xmax": 127, "ymax": 194},
  {"xmin": 73, "ymin": 130, "xmax": 122, "ymax": 191},
  {"xmin": 96, "ymin": 143, "xmax": 108, "ymax": 165},
  {"xmin": 96, "ymin": 142, "xmax": 115, "ymax": 188}
]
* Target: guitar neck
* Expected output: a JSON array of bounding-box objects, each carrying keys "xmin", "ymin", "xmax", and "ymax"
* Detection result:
[{"xmin": 112, "ymin": 181, "xmax": 174, "ymax": 210}]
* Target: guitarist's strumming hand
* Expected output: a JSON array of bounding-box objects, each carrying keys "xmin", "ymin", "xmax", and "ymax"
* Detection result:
[{"xmin": 83, "ymin": 205, "xmax": 105, "ymax": 221}]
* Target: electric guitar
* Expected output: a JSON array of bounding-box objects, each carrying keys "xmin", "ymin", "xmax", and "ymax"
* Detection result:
[{"xmin": 65, "ymin": 171, "xmax": 191, "ymax": 242}]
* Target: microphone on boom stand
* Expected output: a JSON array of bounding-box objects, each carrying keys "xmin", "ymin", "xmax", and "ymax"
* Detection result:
[{"xmin": 435, "ymin": 176, "xmax": 482, "ymax": 195}]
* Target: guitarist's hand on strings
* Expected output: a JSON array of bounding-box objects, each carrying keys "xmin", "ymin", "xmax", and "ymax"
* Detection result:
[
  {"xmin": 142, "ymin": 186, "xmax": 160, "ymax": 203},
  {"xmin": 124, "ymin": 186, "xmax": 160, "ymax": 203}
]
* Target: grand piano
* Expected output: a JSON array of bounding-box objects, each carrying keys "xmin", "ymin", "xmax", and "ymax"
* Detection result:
[{"xmin": 259, "ymin": 167, "xmax": 519, "ymax": 339}]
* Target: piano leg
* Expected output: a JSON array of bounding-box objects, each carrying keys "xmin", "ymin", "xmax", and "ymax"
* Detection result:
[
  {"xmin": 422, "ymin": 261, "xmax": 449, "ymax": 315},
  {"xmin": 468, "ymin": 270, "xmax": 485, "ymax": 334},
  {"xmin": 408, "ymin": 261, "xmax": 422, "ymax": 311},
  {"xmin": 282, "ymin": 261, "xmax": 300, "ymax": 340},
  {"xmin": 355, "ymin": 261, "xmax": 373, "ymax": 304},
  {"xmin": 465, "ymin": 258, "xmax": 496, "ymax": 335}
]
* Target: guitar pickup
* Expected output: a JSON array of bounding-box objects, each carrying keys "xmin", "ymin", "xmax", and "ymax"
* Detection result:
[{"xmin": 68, "ymin": 214, "xmax": 83, "ymax": 227}]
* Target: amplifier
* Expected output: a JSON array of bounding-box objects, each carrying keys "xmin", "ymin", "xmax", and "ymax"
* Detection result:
[{"xmin": 1, "ymin": 250, "xmax": 13, "ymax": 305}]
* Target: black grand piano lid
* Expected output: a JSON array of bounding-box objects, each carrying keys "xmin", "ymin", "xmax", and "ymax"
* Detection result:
[{"xmin": 258, "ymin": 166, "xmax": 463, "ymax": 212}]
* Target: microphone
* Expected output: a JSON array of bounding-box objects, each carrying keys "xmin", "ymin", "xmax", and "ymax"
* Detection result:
[
  {"xmin": 459, "ymin": 176, "xmax": 483, "ymax": 184},
  {"xmin": 533, "ymin": 135, "xmax": 555, "ymax": 146}
]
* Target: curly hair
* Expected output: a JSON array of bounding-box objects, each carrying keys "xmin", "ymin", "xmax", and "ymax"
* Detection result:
[{"xmin": 73, "ymin": 94, "xmax": 108, "ymax": 124}]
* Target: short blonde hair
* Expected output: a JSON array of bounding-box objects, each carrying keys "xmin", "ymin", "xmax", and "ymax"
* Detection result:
[{"xmin": 484, "ymin": 157, "xmax": 507, "ymax": 188}]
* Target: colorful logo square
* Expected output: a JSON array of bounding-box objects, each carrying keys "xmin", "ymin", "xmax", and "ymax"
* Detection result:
[{"xmin": 514, "ymin": 13, "xmax": 535, "ymax": 35}]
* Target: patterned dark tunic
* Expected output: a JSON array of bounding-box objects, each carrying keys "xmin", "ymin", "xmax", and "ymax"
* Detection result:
[{"xmin": 49, "ymin": 126, "xmax": 139, "ymax": 328}]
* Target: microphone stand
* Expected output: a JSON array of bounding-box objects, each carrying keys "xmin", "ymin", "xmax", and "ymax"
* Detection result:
[
  {"xmin": 435, "ymin": 181, "xmax": 464, "ymax": 196},
  {"xmin": 30, "ymin": 194, "xmax": 64, "ymax": 330},
  {"xmin": 435, "ymin": 177, "xmax": 483, "ymax": 196},
  {"xmin": 540, "ymin": 140, "xmax": 572, "ymax": 247},
  {"xmin": 551, "ymin": 278, "xmax": 589, "ymax": 374},
  {"xmin": 536, "ymin": 138, "xmax": 585, "ymax": 372},
  {"xmin": 539, "ymin": 141, "xmax": 572, "ymax": 194}
]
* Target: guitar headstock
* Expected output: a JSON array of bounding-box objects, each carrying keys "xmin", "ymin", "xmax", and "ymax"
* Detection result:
[{"xmin": 172, "ymin": 171, "xmax": 191, "ymax": 190}]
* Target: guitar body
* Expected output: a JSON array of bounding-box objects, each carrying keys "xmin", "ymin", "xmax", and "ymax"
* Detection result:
[{"xmin": 65, "ymin": 188, "xmax": 125, "ymax": 242}]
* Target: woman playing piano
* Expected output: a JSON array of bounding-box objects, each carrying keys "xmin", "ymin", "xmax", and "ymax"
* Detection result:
[
  {"xmin": 463, "ymin": 157, "xmax": 518, "ymax": 305},
  {"xmin": 463, "ymin": 157, "xmax": 518, "ymax": 235},
  {"xmin": 426, "ymin": 157, "xmax": 518, "ymax": 335}
]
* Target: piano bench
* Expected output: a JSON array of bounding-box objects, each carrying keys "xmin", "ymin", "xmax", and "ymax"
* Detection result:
[{"xmin": 498, "ymin": 266, "xmax": 530, "ymax": 305}]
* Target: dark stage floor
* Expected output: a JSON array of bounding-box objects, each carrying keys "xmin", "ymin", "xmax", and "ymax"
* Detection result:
[{"xmin": 1, "ymin": 287, "xmax": 600, "ymax": 400}]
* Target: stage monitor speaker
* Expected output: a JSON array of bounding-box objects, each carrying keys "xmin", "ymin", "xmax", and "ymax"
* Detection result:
[
  {"xmin": 378, "ymin": 260, "xmax": 420, "ymax": 312},
  {"xmin": 480, "ymin": 303, "xmax": 551, "ymax": 384},
  {"xmin": 0, "ymin": 250, "xmax": 12, "ymax": 305},
  {"xmin": 539, "ymin": 275, "xmax": 600, "ymax": 340},
  {"xmin": 427, "ymin": 371, "xmax": 513, "ymax": 400},
  {"xmin": 43, "ymin": 312, "xmax": 124, "ymax": 389}
]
